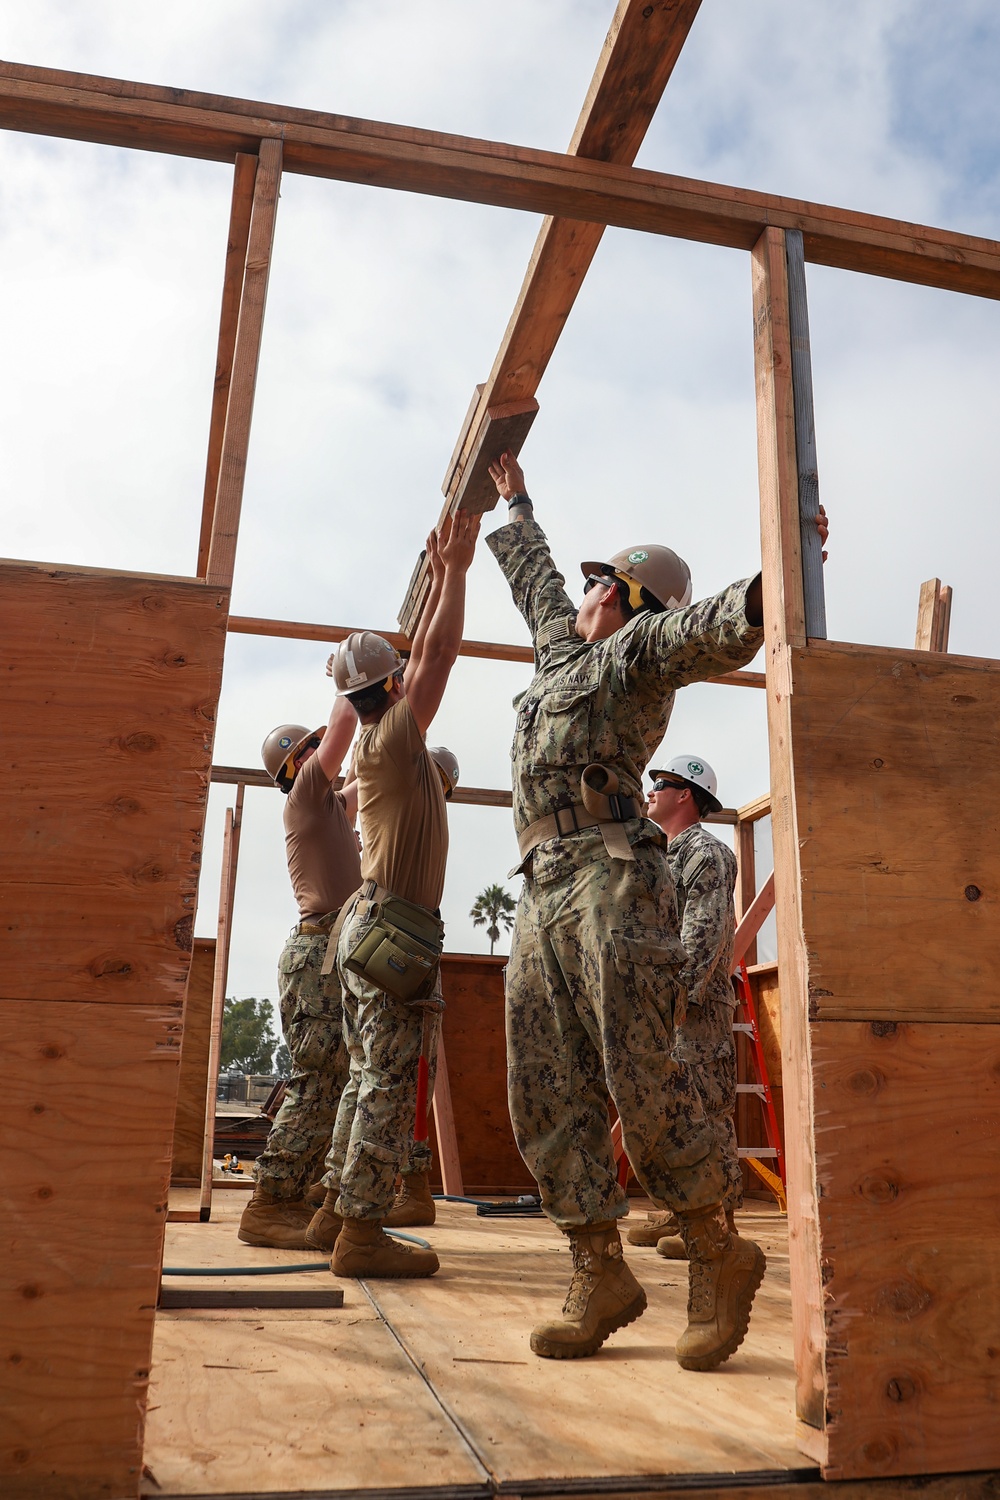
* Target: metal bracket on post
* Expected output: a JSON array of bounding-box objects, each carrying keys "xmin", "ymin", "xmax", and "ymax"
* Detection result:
[{"xmin": 785, "ymin": 229, "xmax": 827, "ymax": 639}]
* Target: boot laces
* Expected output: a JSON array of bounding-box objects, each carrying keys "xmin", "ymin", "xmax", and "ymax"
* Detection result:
[
  {"xmin": 562, "ymin": 1238, "xmax": 610, "ymax": 1317},
  {"xmin": 688, "ymin": 1255, "xmax": 718, "ymax": 1317}
]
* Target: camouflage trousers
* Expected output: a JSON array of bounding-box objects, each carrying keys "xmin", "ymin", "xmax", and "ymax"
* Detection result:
[
  {"xmin": 673, "ymin": 1000, "xmax": 742, "ymax": 1214},
  {"xmin": 325, "ymin": 898, "xmax": 440, "ymax": 1220},
  {"xmin": 254, "ymin": 922, "xmax": 349, "ymax": 1200},
  {"xmin": 506, "ymin": 826, "xmax": 724, "ymax": 1230}
]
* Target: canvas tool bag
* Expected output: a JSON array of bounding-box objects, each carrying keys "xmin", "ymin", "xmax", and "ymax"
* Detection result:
[{"xmin": 342, "ymin": 881, "xmax": 445, "ymax": 1005}]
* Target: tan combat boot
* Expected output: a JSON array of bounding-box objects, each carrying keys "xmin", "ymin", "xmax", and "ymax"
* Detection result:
[
  {"xmin": 530, "ymin": 1222, "xmax": 647, "ymax": 1360},
  {"xmin": 656, "ymin": 1208, "xmax": 742, "ymax": 1261},
  {"xmin": 627, "ymin": 1209, "xmax": 678, "ymax": 1247},
  {"xmin": 384, "ymin": 1170, "xmax": 436, "ymax": 1227},
  {"xmin": 331, "ymin": 1217, "xmax": 439, "ymax": 1279},
  {"xmin": 305, "ymin": 1187, "xmax": 344, "ymax": 1251},
  {"xmin": 674, "ymin": 1203, "xmax": 766, "ymax": 1371},
  {"xmin": 238, "ymin": 1186, "xmax": 313, "ymax": 1249}
]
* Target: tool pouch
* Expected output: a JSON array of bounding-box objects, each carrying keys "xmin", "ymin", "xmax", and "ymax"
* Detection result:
[{"xmin": 343, "ymin": 893, "xmax": 445, "ymax": 1006}]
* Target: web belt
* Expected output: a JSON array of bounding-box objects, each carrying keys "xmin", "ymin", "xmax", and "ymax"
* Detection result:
[{"xmin": 516, "ymin": 797, "xmax": 640, "ymax": 865}]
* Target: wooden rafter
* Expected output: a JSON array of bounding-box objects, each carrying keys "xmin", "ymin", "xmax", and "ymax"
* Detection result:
[{"xmin": 398, "ymin": 0, "xmax": 703, "ymax": 630}]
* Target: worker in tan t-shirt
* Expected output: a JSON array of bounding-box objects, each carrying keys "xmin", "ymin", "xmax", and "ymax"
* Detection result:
[
  {"xmin": 238, "ymin": 693, "xmax": 361, "ymax": 1250},
  {"xmin": 306, "ymin": 509, "xmax": 480, "ymax": 1279}
]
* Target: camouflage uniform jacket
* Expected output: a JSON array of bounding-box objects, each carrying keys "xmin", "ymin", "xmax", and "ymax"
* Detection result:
[
  {"xmin": 486, "ymin": 517, "xmax": 765, "ymax": 836},
  {"xmin": 668, "ymin": 823, "xmax": 739, "ymax": 1012}
]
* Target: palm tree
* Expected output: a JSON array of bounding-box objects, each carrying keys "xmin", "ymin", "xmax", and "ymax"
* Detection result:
[{"xmin": 470, "ymin": 882, "xmax": 517, "ymax": 956}]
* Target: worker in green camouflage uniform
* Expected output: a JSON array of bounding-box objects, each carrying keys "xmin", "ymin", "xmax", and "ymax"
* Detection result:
[
  {"xmin": 239, "ymin": 698, "xmax": 362, "ymax": 1250},
  {"xmin": 485, "ymin": 451, "xmax": 768, "ymax": 1371},
  {"xmin": 628, "ymin": 756, "xmax": 743, "ymax": 1258}
]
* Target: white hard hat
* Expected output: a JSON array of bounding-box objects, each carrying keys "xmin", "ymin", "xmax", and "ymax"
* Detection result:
[{"xmin": 649, "ymin": 755, "xmax": 722, "ymax": 815}]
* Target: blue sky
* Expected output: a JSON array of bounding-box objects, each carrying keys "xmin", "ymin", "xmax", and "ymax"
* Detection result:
[{"xmin": 2, "ymin": 2, "xmax": 997, "ymax": 999}]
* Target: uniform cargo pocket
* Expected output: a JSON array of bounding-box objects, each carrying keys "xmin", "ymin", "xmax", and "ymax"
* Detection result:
[
  {"xmin": 278, "ymin": 936, "xmax": 315, "ymax": 978},
  {"xmin": 610, "ymin": 928, "xmax": 687, "ymax": 1055},
  {"xmin": 529, "ymin": 684, "xmax": 596, "ymax": 767}
]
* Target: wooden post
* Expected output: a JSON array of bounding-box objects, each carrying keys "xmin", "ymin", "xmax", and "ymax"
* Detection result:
[
  {"xmin": 734, "ymin": 814, "xmax": 758, "ymax": 967},
  {"xmin": 752, "ymin": 225, "xmax": 826, "ymax": 1447},
  {"xmin": 197, "ymin": 152, "xmax": 258, "ymax": 577},
  {"xmin": 915, "ymin": 577, "xmax": 953, "ymax": 651},
  {"xmin": 431, "ymin": 1030, "xmax": 465, "ymax": 1198},
  {"xmin": 785, "ymin": 229, "xmax": 827, "ymax": 638},
  {"xmin": 205, "ymin": 138, "xmax": 283, "ymax": 589},
  {"xmin": 199, "ymin": 786, "xmax": 245, "ymax": 1219}
]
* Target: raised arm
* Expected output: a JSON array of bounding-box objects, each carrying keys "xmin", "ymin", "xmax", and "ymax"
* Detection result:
[
  {"xmin": 484, "ymin": 453, "xmax": 577, "ymax": 648},
  {"xmin": 316, "ymin": 691, "xmax": 358, "ymax": 783},
  {"xmin": 405, "ymin": 509, "xmax": 481, "ymax": 736},
  {"xmin": 404, "ymin": 527, "xmax": 444, "ymax": 683}
]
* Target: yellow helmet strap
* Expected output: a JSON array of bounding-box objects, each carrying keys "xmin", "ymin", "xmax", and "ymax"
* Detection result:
[{"xmin": 613, "ymin": 570, "xmax": 648, "ymax": 613}]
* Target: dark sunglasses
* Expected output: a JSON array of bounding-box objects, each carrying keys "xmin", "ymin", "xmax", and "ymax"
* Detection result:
[
  {"xmin": 651, "ymin": 777, "xmax": 687, "ymax": 793},
  {"xmin": 583, "ymin": 573, "xmax": 614, "ymax": 594}
]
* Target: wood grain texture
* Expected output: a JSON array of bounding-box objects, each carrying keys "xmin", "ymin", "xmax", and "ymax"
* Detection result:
[
  {"xmin": 205, "ymin": 138, "xmax": 282, "ymax": 589},
  {"xmin": 0, "ymin": 563, "xmax": 228, "ymax": 1005},
  {"xmin": 752, "ymin": 227, "xmax": 825, "ymax": 1434},
  {"xmin": 196, "ymin": 152, "xmax": 257, "ymax": 577},
  {"xmin": 171, "ymin": 938, "xmax": 216, "ymax": 1183},
  {"xmin": 444, "ymin": 396, "xmax": 538, "ymax": 515},
  {"xmin": 2, "ymin": 66, "xmax": 999, "ymax": 298},
  {"xmin": 789, "ymin": 640, "xmax": 1000, "ymax": 1022},
  {"xmin": 784, "ymin": 229, "xmax": 826, "ymax": 639},
  {"xmin": 812, "ymin": 1021, "xmax": 1000, "ymax": 1480},
  {"xmin": 1, "ymin": 1001, "xmax": 181, "ymax": 1499}
]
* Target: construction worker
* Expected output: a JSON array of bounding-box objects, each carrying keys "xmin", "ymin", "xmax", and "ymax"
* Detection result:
[
  {"xmin": 239, "ymin": 693, "xmax": 361, "ymax": 1249},
  {"xmin": 485, "ymin": 451, "xmax": 826, "ymax": 1368},
  {"xmin": 310, "ymin": 743, "xmax": 461, "ymax": 1238},
  {"xmin": 627, "ymin": 756, "xmax": 742, "ymax": 1259},
  {"xmin": 306, "ymin": 511, "xmax": 479, "ymax": 1278}
]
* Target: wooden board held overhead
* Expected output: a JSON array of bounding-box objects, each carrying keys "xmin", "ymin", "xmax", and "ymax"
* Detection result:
[{"xmin": 444, "ymin": 396, "xmax": 539, "ymax": 515}]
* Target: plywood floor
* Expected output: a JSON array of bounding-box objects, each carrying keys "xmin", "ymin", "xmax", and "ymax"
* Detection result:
[{"xmin": 143, "ymin": 1195, "xmax": 803, "ymax": 1498}]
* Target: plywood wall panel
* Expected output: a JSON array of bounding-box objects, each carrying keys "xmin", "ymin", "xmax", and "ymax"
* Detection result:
[
  {"xmin": 1, "ymin": 1000, "xmax": 181, "ymax": 1499},
  {"xmin": 435, "ymin": 954, "xmax": 535, "ymax": 1192},
  {"xmin": 0, "ymin": 563, "xmax": 227, "ymax": 1498},
  {"xmin": 789, "ymin": 641, "xmax": 1000, "ymax": 1023},
  {"xmin": 0, "ymin": 562, "xmax": 227, "ymax": 1009},
  {"xmin": 812, "ymin": 1020, "xmax": 1000, "ymax": 1480}
]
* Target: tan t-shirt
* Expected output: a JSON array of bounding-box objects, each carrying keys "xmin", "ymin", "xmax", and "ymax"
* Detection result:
[
  {"xmin": 283, "ymin": 750, "xmax": 363, "ymax": 922},
  {"xmin": 355, "ymin": 697, "xmax": 448, "ymax": 911}
]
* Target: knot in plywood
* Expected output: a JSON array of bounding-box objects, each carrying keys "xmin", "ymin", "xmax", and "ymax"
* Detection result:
[
  {"xmin": 874, "ymin": 1278, "xmax": 932, "ymax": 1320},
  {"xmin": 119, "ymin": 731, "xmax": 160, "ymax": 754},
  {"xmin": 858, "ymin": 1173, "xmax": 899, "ymax": 1204},
  {"xmin": 88, "ymin": 955, "xmax": 134, "ymax": 979},
  {"xmin": 886, "ymin": 1376, "xmax": 918, "ymax": 1402},
  {"xmin": 846, "ymin": 1066, "xmax": 884, "ymax": 1096}
]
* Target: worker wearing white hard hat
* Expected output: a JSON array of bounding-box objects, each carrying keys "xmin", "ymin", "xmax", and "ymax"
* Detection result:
[{"xmin": 631, "ymin": 755, "xmax": 743, "ymax": 1258}]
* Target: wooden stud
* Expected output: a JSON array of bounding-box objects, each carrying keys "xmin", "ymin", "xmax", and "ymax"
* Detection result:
[
  {"xmin": 205, "ymin": 138, "xmax": 282, "ymax": 590},
  {"xmin": 199, "ymin": 788, "xmax": 245, "ymax": 1219},
  {"xmin": 171, "ymin": 937, "xmax": 217, "ymax": 1183},
  {"xmin": 785, "ymin": 229, "xmax": 827, "ymax": 639},
  {"xmin": 752, "ymin": 224, "xmax": 826, "ymax": 1440},
  {"xmin": 431, "ymin": 1030, "xmax": 465, "ymax": 1199},
  {"xmin": 914, "ymin": 577, "xmax": 953, "ymax": 652},
  {"xmin": 196, "ymin": 152, "xmax": 258, "ymax": 577}
]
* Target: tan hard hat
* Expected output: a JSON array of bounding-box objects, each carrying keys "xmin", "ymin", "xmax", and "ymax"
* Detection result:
[
  {"xmin": 329, "ymin": 632, "xmax": 403, "ymax": 696},
  {"xmin": 580, "ymin": 545, "xmax": 692, "ymax": 612},
  {"xmin": 261, "ymin": 723, "xmax": 321, "ymax": 790},
  {"xmin": 428, "ymin": 745, "xmax": 460, "ymax": 798},
  {"xmin": 649, "ymin": 754, "xmax": 722, "ymax": 815}
]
